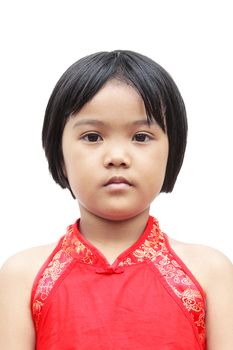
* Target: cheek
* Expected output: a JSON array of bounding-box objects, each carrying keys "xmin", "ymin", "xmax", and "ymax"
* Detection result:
[
  {"xmin": 157, "ymin": 142, "xmax": 169, "ymax": 174},
  {"xmin": 63, "ymin": 152, "xmax": 96, "ymax": 193},
  {"xmin": 149, "ymin": 144, "xmax": 169, "ymax": 170},
  {"xmin": 144, "ymin": 149, "xmax": 168, "ymax": 189}
]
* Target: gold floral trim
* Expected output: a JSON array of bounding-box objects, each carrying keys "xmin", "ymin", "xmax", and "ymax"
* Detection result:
[
  {"xmin": 32, "ymin": 225, "xmax": 94, "ymax": 329},
  {"xmin": 120, "ymin": 218, "xmax": 206, "ymax": 348}
]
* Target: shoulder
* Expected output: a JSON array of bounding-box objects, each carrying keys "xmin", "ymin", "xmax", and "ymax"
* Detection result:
[
  {"xmin": 168, "ymin": 237, "xmax": 233, "ymax": 290},
  {"xmin": 169, "ymin": 238, "xmax": 233, "ymax": 349},
  {"xmin": 0, "ymin": 243, "xmax": 57, "ymax": 301},
  {"xmin": 0, "ymin": 243, "xmax": 56, "ymax": 349},
  {"xmin": 0, "ymin": 243, "xmax": 57, "ymax": 282}
]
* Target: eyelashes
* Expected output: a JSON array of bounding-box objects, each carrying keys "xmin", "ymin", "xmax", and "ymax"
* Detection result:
[
  {"xmin": 132, "ymin": 133, "xmax": 152, "ymax": 142},
  {"xmin": 82, "ymin": 133, "xmax": 102, "ymax": 142},
  {"xmin": 81, "ymin": 132, "xmax": 154, "ymax": 143}
]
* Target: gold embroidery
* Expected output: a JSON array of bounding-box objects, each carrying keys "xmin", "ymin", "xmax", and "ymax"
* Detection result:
[
  {"xmin": 119, "ymin": 218, "xmax": 206, "ymax": 348},
  {"xmin": 32, "ymin": 225, "xmax": 94, "ymax": 329}
]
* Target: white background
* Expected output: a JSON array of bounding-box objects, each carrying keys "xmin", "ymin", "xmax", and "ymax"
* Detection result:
[{"xmin": 0, "ymin": 0, "xmax": 232, "ymax": 267}]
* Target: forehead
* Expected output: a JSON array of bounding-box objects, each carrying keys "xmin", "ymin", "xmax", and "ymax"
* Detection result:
[
  {"xmin": 90, "ymin": 79, "xmax": 142, "ymax": 103},
  {"xmin": 69, "ymin": 79, "xmax": 148, "ymax": 126}
]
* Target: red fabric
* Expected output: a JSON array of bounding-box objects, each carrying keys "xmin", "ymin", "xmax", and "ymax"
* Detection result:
[{"xmin": 31, "ymin": 216, "xmax": 206, "ymax": 349}]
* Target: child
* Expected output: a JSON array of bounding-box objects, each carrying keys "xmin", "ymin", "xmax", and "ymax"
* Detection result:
[{"xmin": 0, "ymin": 50, "xmax": 232, "ymax": 350}]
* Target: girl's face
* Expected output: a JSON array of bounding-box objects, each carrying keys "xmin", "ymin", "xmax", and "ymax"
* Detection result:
[{"xmin": 62, "ymin": 80, "xmax": 169, "ymax": 221}]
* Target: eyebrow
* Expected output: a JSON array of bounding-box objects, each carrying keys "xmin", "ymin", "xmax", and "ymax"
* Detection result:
[
  {"xmin": 72, "ymin": 118, "xmax": 154, "ymax": 128},
  {"xmin": 73, "ymin": 119, "xmax": 105, "ymax": 128}
]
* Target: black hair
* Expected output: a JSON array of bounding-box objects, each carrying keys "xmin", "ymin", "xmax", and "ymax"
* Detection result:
[{"xmin": 42, "ymin": 50, "xmax": 187, "ymax": 196}]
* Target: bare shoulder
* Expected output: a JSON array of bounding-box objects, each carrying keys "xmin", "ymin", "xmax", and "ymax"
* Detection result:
[
  {"xmin": 0, "ymin": 243, "xmax": 57, "ymax": 291},
  {"xmin": 0, "ymin": 243, "xmax": 56, "ymax": 350},
  {"xmin": 168, "ymin": 237, "xmax": 233, "ymax": 290},
  {"xmin": 169, "ymin": 238, "xmax": 233, "ymax": 349}
]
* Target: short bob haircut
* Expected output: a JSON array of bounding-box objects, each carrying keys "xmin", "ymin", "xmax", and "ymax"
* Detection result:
[{"xmin": 42, "ymin": 50, "xmax": 187, "ymax": 197}]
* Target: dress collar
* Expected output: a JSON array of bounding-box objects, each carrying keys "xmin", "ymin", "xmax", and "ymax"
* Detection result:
[{"xmin": 64, "ymin": 216, "xmax": 163, "ymax": 271}]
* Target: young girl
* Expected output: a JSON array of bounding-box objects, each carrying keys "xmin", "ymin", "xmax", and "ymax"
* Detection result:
[{"xmin": 0, "ymin": 50, "xmax": 232, "ymax": 350}]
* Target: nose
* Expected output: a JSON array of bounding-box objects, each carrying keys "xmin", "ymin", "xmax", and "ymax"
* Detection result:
[{"xmin": 103, "ymin": 145, "xmax": 131, "ymax": 168}]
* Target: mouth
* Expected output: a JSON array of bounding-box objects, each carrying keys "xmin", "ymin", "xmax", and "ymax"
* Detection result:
[{"xmin": 104, "ymin": 176, "xmax": 132, "ymax": 187}]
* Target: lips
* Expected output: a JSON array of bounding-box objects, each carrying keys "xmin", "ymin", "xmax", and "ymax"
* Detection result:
[{"xmin": 104, "ymin": 176, "xmax": 132, "ymax": 186}]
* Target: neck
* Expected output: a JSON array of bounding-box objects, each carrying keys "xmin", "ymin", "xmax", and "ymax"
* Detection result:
[{"xmin": 78, "ymin": 208, "xmax": 150, "ymax": 248}]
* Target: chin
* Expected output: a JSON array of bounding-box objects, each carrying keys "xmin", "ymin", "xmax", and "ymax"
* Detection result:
[{"xmin": 95, "ymin": 207, "xmax": 149, "ymax": 222}]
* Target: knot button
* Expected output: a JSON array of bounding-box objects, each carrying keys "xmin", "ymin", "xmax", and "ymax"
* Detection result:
[{"xmin": 95, "ymin": 266, "xmax": 124, "ymax": 275}]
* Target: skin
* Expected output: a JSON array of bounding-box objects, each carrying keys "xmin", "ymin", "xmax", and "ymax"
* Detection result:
[
  {"xmin": 0, "ymin": 80, "xmax": 233, "ymax": 349},
  {"xmin": 61, "ymin": 80, "xmax": 169, "ymax": 261}
]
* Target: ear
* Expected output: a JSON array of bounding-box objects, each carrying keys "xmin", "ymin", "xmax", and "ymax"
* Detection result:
[
  {"xmin": 61, "ymin": 156, "xmax": 67, "ymax": 178},
  {"xmin": 62, "ymin": 163, "xmax": 67, "ymax": 178}
]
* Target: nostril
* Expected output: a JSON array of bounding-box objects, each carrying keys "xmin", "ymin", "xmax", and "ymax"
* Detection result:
[{"xmin": 104, "ymin": 157, "xmax": 130, "ymax": 168}]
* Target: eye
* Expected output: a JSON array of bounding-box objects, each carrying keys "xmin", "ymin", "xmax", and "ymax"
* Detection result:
[
  {"xmin": 82, "ymin": 133, "xmax": 103, "ymax": 142},
  {"xmin": 133, "ymin": 133, "xmax": 152, "ymax": 142}
]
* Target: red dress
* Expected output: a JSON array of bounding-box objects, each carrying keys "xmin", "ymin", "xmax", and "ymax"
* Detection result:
[{"xmin": 31, "ymin": 216, "xmax": 206, "ymax": 349}]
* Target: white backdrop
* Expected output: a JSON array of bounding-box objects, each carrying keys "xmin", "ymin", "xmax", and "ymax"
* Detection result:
[{"xmin": 0, "ymin": 0, "xmax": 232, "ymax": 267}]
